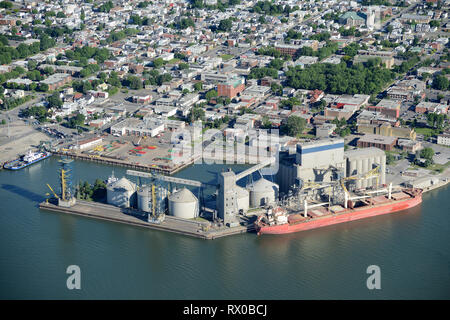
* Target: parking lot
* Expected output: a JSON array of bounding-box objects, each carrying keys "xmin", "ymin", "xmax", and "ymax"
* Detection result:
[{"xmin": 425, "ymin": 142, "xmax": 450, "ymax": 165}]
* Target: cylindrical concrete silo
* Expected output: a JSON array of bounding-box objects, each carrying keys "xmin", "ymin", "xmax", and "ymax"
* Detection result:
[
  {"xmin": 363, "ymin": 158, "xmax": 369, "ymax": 189},
  {"xmin": 356, "ymin": 158, "xmax": 363, "ymax": 189},
  {"xmin": 137, "ymin": 186, "xmax": 151, "ymax": 212},
  {"xmin": 235, "ymin": 185, "xmax": 249, "ymax": 214},
  {"xmin": 247, "ymin": 178, "xmax": 278, "ymax": 208},
  {"xmin": 168, "ymin": 187, "xmax": 198, "ymax": 219},
  {"xmin": 106, "ymin": 177, "xmax": 136, "ymax": 208}
]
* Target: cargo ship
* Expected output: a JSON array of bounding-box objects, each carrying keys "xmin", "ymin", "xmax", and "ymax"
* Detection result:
[
  {"xmin": 255, "ymin": 188, "xmax": 422, "ymax": 235},
  {"xmin": 3, "ymin": 150, "xmax": 52, "ymax": 170}
]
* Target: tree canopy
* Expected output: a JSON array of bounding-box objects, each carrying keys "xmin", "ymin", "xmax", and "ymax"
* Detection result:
[
  {"xmin": 285, "ymin": 61, "xmax": 395, "ymax": 95},
  {"xmin": 282, "ymin": 116, "xmax": 307, "ymax": 137}
]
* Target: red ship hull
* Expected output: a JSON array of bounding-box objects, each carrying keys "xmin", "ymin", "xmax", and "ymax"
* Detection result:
[{"xmin": 255, "ymin": 189, "xmax": 422, "ymax": 235}]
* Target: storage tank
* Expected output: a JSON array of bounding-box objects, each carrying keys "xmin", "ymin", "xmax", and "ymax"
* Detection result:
[
  {"xmin": 137, "ymin": 186, "xmax": 151, "ymax": 212},
  {"xmin": 235, "ymin": 186, "xmax": 249, "ymax": 214},
  {"xmin": 168, "ymin": 187, "xmax": 198, "ymax": 219},
  {"xmin": 247, "ymin": 178, "xmax": 278, "ymax": 208},
  {"xmin": 106, "ymin": 177, "xmax": 136, "ymax": 208}
]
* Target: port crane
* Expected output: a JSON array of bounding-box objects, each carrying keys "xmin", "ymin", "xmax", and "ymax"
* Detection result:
[
  {"xmin": 46, "ymin": 184, "xmax": 60, "ymax": 199},
  {"xmin": 339, "ymin": 165, "xmax": 394, "ymax": 208},
  {"xmin": 298, "ymin": 165, "xmax": 389, "ymax": 212}
]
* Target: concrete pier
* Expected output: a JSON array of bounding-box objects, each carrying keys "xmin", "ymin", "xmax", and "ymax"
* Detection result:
[{"xmin": 39, "ymin": 200, "xmax": 252, "ymax": 240}]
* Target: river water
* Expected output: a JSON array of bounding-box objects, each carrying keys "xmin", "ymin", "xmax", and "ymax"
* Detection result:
[{"xmin": 0, "ymin": 157, "xmax": 449, "ymax": 299}]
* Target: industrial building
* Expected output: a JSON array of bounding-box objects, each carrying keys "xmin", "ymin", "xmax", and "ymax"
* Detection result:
[
  {"xmin": 357, "ymin": 134, "xmax": 397, "ymax": 151},
  {"xmin": 358, "ymin": 123, "xmax": 416, "ymax": 140},
  {"xmin": 110, "ymin": 118, "xmax": 165, "ymax": 137},
  {"xmin": 217, "ymin": 159, "xmax": 277, "ymax": 225},
  {"xmin": 277, "ymin": 138, "xmax": 346, "ymax": 194},
  {"xmin": 344, "ymin": 148, "xmax": 386, "ymax": 190},
  {"xmin": 276, "ymin": 138, "xmax": 389, "ymax": 195},
  {"xmin": 402, "ymin": 177, "xmax": 440, "ymax": 189}
]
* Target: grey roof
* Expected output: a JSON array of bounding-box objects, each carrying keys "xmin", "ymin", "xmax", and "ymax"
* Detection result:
[{"xmin": 169, "ymin": 188, "xmax": 197, "ymax": 203}]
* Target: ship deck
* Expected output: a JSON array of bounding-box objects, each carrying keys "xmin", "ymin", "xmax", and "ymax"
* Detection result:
[{"xmin": 289, "ymin": 191, "xmax": 416, "ymax": 223}]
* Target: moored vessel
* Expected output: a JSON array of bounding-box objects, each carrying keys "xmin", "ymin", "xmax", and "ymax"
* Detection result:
[
  {"xmin": 255, "ymin": 188, "xmax": 422, "ymax": 235},
  {"xmin": 3, "ymin": 150, "xmax": 52, "ymax": 170}
]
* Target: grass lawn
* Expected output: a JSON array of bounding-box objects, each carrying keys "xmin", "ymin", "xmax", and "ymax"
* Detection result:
[
  {"xmin": 220, "ymin": 54, "xmax": 234, "ymax": 61},
  {"xmin": 414, "ymin": 127, "xmax": 438, "ymax": 136},
  {"xmin": 428, "ymin": 161, "xmax": 450, "ymax": 173},
  {"xmin": 191, "ymin": 217, "xmax": 209, "ymax": 222},
  {"xmin": 168, "ymin": 58, "xmax": 180, "ymax": 64},
  {"xmin": 410, "ymin": 161, "xmax": 450, "ymax": 173}
]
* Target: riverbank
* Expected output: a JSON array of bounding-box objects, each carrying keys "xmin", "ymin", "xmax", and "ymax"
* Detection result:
[{"xmin": 0, "ymin": 122, "xmax": 50, "ymax": 167}]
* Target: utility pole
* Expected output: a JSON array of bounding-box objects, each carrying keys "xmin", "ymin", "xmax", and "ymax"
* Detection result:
[{"xmin": 7, "ymin": 116, "xmax": 10, "ymax": 138}]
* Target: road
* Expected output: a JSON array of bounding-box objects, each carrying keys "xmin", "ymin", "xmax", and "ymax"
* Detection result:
[{"xmin": 1, "ymin": 92, "xmax": 48, "ymax": 122}]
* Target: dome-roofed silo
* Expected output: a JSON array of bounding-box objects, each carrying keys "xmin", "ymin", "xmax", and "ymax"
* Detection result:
[
  {"xmin": 247, "ymin": 178, "xmax": 278, "ymax": 208},
  {"xmin": 168, "ymin": 187, "xmax": 198, "ymax": 219},
  {"xmin": 106, "ymin": 177, "xmax": 137, "ymax": 208}
]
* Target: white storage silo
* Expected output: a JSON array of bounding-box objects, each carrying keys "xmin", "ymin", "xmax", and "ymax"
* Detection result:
[
  {"xmin": 168, "ymin": 187, "xmax": 198, "ymax": 219},
  {"xmin": 235, "ymin": 185, "xmax": 249, "ymax": 214},
  {"xmin": 106, "ymin": 177, "xmax": 136, "ymax": 208},
  {"xmin": 247, "ymin": 178, "xmax": 278, "ymax": 208},
  {"xmin": 137, "ymin": 186, "xmax": 151, "ymax": 212}
]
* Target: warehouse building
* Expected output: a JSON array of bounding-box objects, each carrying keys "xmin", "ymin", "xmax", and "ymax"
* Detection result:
[
  {"xmin": 110, "ymin": 118, "xmax": 165, "ymax": 137},
  {"xmin": 357, "ymin": 134, "xmax": 397, "ymax": 151}
]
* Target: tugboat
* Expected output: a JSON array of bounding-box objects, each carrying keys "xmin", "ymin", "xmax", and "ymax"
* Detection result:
[{"xmin": 3, "ymin": 150, "xmax": 52, "ymax": 170}]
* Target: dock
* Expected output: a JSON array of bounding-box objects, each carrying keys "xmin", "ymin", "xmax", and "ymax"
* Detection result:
[
  {"xmin": 39, "ymin": 200, "xmax": 253, "ymax": 240},
  {"xmin": 52, "ymin": 150, "xmax": 198, "ymax": 175}
]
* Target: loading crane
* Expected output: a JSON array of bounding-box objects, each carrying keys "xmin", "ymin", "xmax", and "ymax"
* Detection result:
[
  {"xmin": 340, "ymin": 165, "xmax": 381, "ymax": 208},
  {"xmin": 46, "ymin": 184, "xmax": 59, "ymax": 199}
]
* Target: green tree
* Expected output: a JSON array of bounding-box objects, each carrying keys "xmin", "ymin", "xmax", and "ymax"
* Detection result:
[
  {"xmin": 126, "ymin": 75, "xmax": 143, "ymax": 90},
  {"xmin": 153, "ymin": 58, "xmax": 165, "ymax": 68},
  {"xmin": 194, "ymin": 81, "xmax": 203, "ymax": 91},
  {"xmin": 188, "ymin": 106, "xmax": 205, "ymax": 123},
  {"xmin": 432, "ymin": 74, "xmax": 449, "ymax": 91},
  {"xmin": 386, "ymin": 152, "xmax": 395, "ymax": 165},
  {"xmin": 282, "ymin": 116, "xmax": 306, "ymax": 137},
  {"xmin": 37, "ymin": 83, "xmax": 49, "ymax": 92},
  {"xmin": 47, "ymin": 92, "xmax": 63, "ymax": 109},
  {"xmin": 217, "ymin": 19, "xmax": 232, "ymax": 32},
  {"xmin": 420, "ymin": 147, "xmax": 434, "ymax": 161},
  {"xmin": 205, "ymin": 89, "xmax": 218, "ymax": 102}
]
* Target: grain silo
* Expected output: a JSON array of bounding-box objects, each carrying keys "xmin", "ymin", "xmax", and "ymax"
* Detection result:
[
  {"xmin": 137, "ymin": 184, "xmax": 169, "ymax": 214},
  {"xmin": 235, "ymin": 185, "xmax": 249, "ymax": 214},
  {"xmin": 247, "ymin": 178, "xmax": 278, "ymax": 208},
  {"xmin": 106, "ymin": 177, "xmax": 137, "ymax": 208},
  {"xmin": 168, "ymin": 187, "xmax": 198, "ymax": 219},
  {"xmin": 344, "ymin": 147, "xmax": 386, "ymax": 189},
  {"xmin": 137, "ymin": 186, "xmax": 151, "ymax": 212}
]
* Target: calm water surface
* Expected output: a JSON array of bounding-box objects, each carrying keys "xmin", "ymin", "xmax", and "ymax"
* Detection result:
[{"xmin": 0, "ymin": 157, "xmax": 449, "ymax": 299}]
